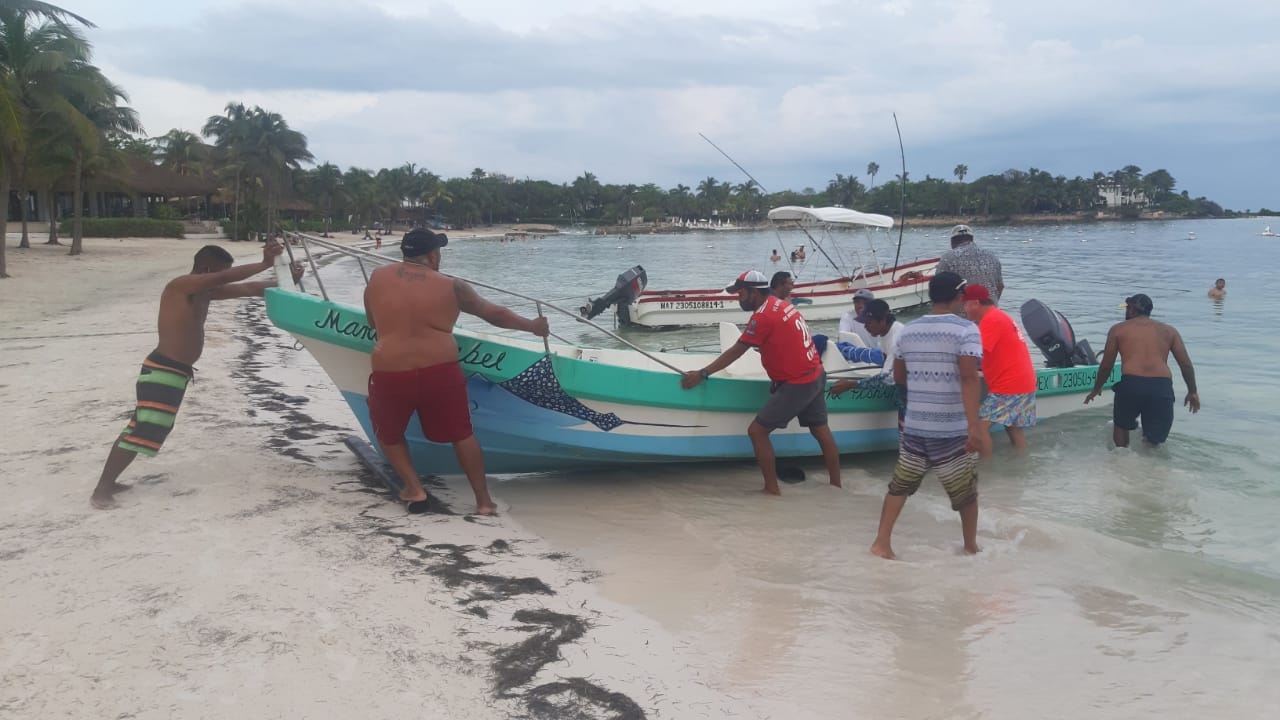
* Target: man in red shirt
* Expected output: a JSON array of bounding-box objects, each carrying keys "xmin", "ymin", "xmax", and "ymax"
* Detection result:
[
  {"xmin": 680, "ymin": 270, "xmax": 841, "ymax": 495},
  {"xmin": 963, "ymin": 284, "xmax": 1037, "ymax": 448}
]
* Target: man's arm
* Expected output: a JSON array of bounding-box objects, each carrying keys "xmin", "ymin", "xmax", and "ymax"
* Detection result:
[
  {"xmin": 681, "ymin": 342, "xmax": 751, "ymax": 389},
  {"xmin": 1170, "ymin": 329, "xmax": 1199, "ymax": 412},
  {"xmin": 170, "ymin": 244, "xmax": 283, "ymax": 295},
  {"xmin": 1086, "ymin": 325, "xmax": 1120, "ymax": 401},
  {"xmin": 209, "ymin": 262, "xmax": 303, "ymax": 300},
  {"xmin": 455, "ymin": 279, "xmax": 548, "ymax": 336},
  {"xmin": 995, "ymin": 259, "xmax": 1005, "ymax": 298},
  {"xmin": 892, "ymin": 357, "xmax": 906, "ymax": 385}
]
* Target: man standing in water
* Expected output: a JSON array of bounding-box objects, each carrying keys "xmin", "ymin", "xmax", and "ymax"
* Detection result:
[
  {"xmin": 937, "ymin": 225, "xmax": 1004, "ymax": 303},
  {"xmin": 680, "ymin": 270, "xmax": 841, "ymax": 495},
  {"xmin": 91, "ymin": 242, "xmax": 302, "ymax": 509},
  {"xmin": 363, "ymin": 228, "xmax": 549, "ymax": 515},
  {"xmin": 870, "ymin": 272, "xmax": 990, "ymax": 559},
  {"xmin": 1084, "ymin": 293, "xmax": 1199, "ymax": 448},
  {"xmin": 1208, "ymin": 278, "xmax": 1226, "ymax": 299}
]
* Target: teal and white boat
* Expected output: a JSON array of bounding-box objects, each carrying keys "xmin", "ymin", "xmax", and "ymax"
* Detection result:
[{"xmin": 263, "ymin": 235, "xmax": 1119, "ymax": 474}]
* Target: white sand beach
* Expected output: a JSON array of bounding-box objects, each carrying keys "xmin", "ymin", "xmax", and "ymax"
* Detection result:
[{"xmin": 0, "ymin": 235, "xmax": 758, "ymax": 720}]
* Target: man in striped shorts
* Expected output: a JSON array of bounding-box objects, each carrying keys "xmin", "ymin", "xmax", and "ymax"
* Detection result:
[
  {"xmin": 870, "ymin": 271, "xmax": 992, "ymax": 559},
  {"xmin": 90, "ymin": 242, "xmax": 301, "ymax": 509}
]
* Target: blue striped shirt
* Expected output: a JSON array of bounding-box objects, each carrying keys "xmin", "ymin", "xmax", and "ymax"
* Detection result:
[{"xmin": 896, "ymin": 314, "xmax": 983, "ymax": 438}]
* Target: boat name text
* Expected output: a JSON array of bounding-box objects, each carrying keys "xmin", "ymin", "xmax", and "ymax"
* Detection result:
[
  {"xmin": 459, "ymin": 342, "xmax": 506, "ymax": 371},
  {"xmin": 314, "ymin": 309, "xmax": 377, "ymax": 342}
]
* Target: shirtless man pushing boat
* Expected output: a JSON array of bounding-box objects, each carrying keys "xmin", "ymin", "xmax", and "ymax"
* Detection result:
[
  {"xmin": 91, "ymin": 241, "xmax": 302, "ymax": 509},
  {"xmin": 1084, "ymin": 293, "xmax": 1199, "ymax": 448},
  {"xmin": 363, "ymin": 228, "xmax": 549, "ymax": 515}
]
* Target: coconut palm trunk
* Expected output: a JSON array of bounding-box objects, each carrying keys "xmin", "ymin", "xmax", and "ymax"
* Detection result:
[
  {"xmin": 69, "ymin": 150, "xmax": 84, "ymax": 255},
  {"xmin": 0, "ymin": 174, "xmax": 10, "ymax": 277},
  {"xmin": 17, "ymin": 186, "xmax": 30, "ymax": 248},
  {"xmin": 44, "ymin": 187, "xmax": 58, "ymax": 243}
]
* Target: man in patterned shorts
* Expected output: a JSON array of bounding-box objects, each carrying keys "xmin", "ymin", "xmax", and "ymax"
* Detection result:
[
  {"xmin": 91, "ymin": 242, "xmax": 302, "ymax": 509},
  {"xmin": 963, "ymin": 284, "xmax": 1037, "ymax": 448},
  {"xmin": 870, "ymin": 272, "xmax": 992, "ymax": 559}
]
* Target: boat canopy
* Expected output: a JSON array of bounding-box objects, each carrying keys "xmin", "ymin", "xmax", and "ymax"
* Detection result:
[{"xmin": 767, "ymin": 205, "xmax": 895, "ymax": 229}]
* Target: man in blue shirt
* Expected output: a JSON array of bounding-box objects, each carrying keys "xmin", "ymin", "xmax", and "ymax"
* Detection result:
[{"xmin": 870, "ymin": 271, "xmax": 992, "ymax": 560}]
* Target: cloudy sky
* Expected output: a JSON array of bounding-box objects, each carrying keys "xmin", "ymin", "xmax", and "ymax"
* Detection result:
[{"xmin": 69, "ymin": 0, "xmax": 1280, "ymax": 209}]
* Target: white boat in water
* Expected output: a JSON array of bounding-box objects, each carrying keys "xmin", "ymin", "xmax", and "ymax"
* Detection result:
[
  {"xmin": 583, "ymin": 206, "xmax": 938, "ymax": 329},
  {"xmin": 1261, "ymin": 225, "xmax": 1278, "ymax": 237}
]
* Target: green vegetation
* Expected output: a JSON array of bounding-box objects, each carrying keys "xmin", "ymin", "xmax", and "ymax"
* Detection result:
[{"xmin": 66, "ymin": 217, "xmax": 183, "ymax": 238}]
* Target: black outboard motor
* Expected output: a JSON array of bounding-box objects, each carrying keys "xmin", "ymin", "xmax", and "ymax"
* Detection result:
[
  {"xmin": 1020, "ymin": 299, "xmax": 1098, "ymax": 368},
  {"xmin": 580, "ymin": 266, "xmax": 648, "ymax": 320}
]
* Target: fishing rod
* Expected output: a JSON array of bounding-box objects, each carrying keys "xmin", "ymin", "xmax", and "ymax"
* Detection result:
[
  {"xmin": 889, "ymin": 112, "xmax": 908, "ymax": 281},
  {"xmin": 697, "ymin": 132, "xmax": 846, "ymax": 278},
  {"xmin": 698, "ymin": 132, "xmax": 770, "ymax": 195}
]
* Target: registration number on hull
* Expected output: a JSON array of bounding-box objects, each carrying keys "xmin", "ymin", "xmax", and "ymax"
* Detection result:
[{"xmin": 656, "ymin": 300, "xmax": 728, "ymax": 310}]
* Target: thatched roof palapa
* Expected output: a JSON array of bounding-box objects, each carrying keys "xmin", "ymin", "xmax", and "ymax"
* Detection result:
[{"xmin": 94, "ymin": 156, "xmax": 220, "ymax": 197}]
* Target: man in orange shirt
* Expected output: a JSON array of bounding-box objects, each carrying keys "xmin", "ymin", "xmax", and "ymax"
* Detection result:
[{"xmin": 962, "ymin": 284, "xmax": 1037, "ymax": 448}]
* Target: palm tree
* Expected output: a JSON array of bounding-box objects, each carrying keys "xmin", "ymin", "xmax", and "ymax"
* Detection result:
[
  {"xmin": 0, "ymin": 8, "xmax": 95, "ymax": 249},
  {"xmin": 156, "ymin": 129, "xmax": 206, "ymax": 176},
  {"xmin": 202, "ymin": 102, "xmax": 253, "ymax": 239},
  {"xmin": 954, "ymin": 164, "xmax": 968, "ymax": 183},
  {"xmin": 866, "ymin": 162, "xmax": 879, "ymax": 189},
  {"xmin": 0, "ymin": 1, "xmax": 94, "ymax": 26},
  {"xmin": 62, "ymin": 67, "xmax": 142, "ymax": 255},
  {"xmin": 245, "ymin": 107, "xmax": 313, "ymax": 236}
]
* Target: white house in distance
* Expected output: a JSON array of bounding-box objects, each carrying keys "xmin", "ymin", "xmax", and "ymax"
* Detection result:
[{"xmin": 1097, "ymin": 182, "xmax": 1147, "ymax": 207}]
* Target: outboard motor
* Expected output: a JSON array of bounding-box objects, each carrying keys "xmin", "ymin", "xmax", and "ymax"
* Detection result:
[
  {"xmin": 580, "ymin": 266, "xmax": 648, "ymax": 320},
  {"xmin": 1020, "ymin": 299, "xmax": 1098, "ymax": 368}
]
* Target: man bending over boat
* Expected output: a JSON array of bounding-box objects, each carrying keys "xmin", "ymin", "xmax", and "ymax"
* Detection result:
[
  {"xmin": 90, "ymin": 242, "xmax": 303, "ymax": 509},
  {"xmin": 680, "ymin": 270, "xmax": 841, "ymax": 495},
  {"xmin": 1084, "ymin": 293, "xmax": 1199, "ymax": 448},
  {"xmin": 363, "ymin": 228, "xmax": 549, "ymax": 515}
]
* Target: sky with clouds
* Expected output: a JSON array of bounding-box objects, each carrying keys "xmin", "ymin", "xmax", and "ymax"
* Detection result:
[{"xmin": 67, "ymin": 0, "xmax": 1280, "ymax": 209}]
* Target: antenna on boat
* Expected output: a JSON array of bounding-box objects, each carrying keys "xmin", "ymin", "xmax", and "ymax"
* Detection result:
[
  {"xmin": 889, "ymin": 113, "xmax": 908, "ymax": 281},
  {"xmin": 698, "ymin": 132, "xmax": 770, "ymax": 195}
]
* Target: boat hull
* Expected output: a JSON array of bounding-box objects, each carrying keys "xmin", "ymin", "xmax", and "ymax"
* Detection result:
[
  {"xmin": 625, "ymin": 258, "xmax": 938, "ymax": 328},
  {"xmin": 264, "ymin": 288, "xmax": 1118, "ymax": 475}
]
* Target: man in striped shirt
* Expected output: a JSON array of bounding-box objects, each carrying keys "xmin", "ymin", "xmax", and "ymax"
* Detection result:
[{"xmin": 870, "ymin": 271, "xmax": 992, "ymax": 559}]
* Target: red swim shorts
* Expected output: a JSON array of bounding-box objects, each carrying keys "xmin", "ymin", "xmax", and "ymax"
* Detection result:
[{"xmin": 367, "ymin": 361, "xmax": 474, "ymax": 445}]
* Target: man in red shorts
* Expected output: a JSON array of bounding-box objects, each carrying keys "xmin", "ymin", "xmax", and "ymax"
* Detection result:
[
  {"xmin": 679, "ymin": 270, "xmax": 841, "ymax": 495},
  {"xmin": 962, "ymin": 284, "xmax": 1038, "ymax": 448},
  {"xmin": 364, "ymin": 228, "xmax": 549, "ymax": 514}
]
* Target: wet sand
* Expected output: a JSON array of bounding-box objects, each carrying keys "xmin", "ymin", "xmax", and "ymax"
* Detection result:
[{"xmin": 0, "ymin": 236, "xmax": 756, "ymax": 719}]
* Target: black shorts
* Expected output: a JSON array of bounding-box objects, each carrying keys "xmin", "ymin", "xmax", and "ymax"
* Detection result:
[
  {"xmin": 1113, "ymin": 374, "xmax": 1175, "ymax": 445},
  {"xmin": 755, "ymin": 372, "xmax": 828, "ymax": 430}
]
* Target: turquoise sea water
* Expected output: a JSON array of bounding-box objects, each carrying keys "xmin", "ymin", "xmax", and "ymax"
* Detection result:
[{"xmin": 314, "ymin": 217, "xmax": 1280, "ymax": 718}]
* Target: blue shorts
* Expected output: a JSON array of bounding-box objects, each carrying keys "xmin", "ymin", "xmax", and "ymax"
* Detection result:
[{"xmin": 1113, "ymin": 375, "xmax": 1175, "ymax": 444}]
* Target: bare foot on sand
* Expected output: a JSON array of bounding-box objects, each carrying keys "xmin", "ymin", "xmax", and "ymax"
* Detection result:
[
  {"xmin": 474, "ymin": 503, "xmax": 498, "ymax": 516},
  {"xmin": 870, "ymin": 541, "xmax": 896, "ymax": 560},
  {"xmin": 963, "ymin": 543, "xmax": 981, "ymax": 555},
  {"xmin": 89, "ymin": 493, "xmax": 116, "ymax": 510},
  {"xmin": 762, "ymin": 485, "xmax": 782, "ymax": 496},
  {"xmin": 829, "ymin": 480, "xmax": 843, "ymax": 488},
  {"xmin": 90, "ymin": 483, "xmax": 132, "ymax": 509}
]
